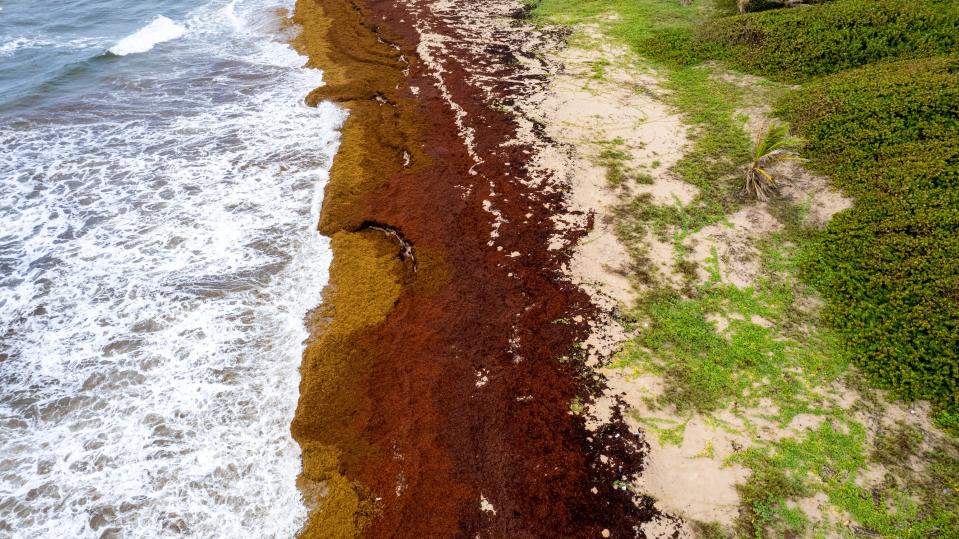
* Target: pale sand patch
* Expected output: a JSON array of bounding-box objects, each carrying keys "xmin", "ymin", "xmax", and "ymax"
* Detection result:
[
  {"xmin": 685, "ymin": 204, "xmax": 782, "ymax": 288},
  {"xmin": 776, "ymin": 160, "xmax": 853, "ymax": 227},
  {"xmin": 561, "ymin": 156, "xmax": 634, "ymax": 309},
  {"xmin": 855, "ymin": 463, "xmax": 888, "ymax": 489},
  {"xmin": 736, "ymin": 104, "xmax": 772, "ymax": 141},
  {"xmin": 521, "ymin": 29, "xmax": 689, "ymax": 372},
  {"xmin": 569, "ymin": 227, "xmax": 634, "ymax": 307},
  {"xmin": 533, "ymin": 31, "xmax": 689, "ymax": 303},
  {"xmin": 633, "ymin": 414, "xmax": 750, "ymax": 527},
  {"xmin": 603, "ymin": 367, "xmax": 837, "ymax": 529},
  {"xmin": 790, "ymin": 492, "xmax": 829, "ymax": 522}
]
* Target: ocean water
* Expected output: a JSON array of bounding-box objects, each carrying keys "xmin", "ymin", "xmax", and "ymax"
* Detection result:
[{"xmin": 0, "ymin": 0, "xmax": 343, "ymax": 536}]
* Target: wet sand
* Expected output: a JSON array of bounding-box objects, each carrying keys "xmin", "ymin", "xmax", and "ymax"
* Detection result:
[{"xmin": 288, "ymin": 0, "xmax": 672, "ymax": 536}]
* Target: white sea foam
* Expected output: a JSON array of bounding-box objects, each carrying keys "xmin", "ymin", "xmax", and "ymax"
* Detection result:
[
  {"xmin": 108, "ymin": 15, "xmax": 186, "ymax": 56},
  {"xmin": 222, "ymin": 0, "xmax": 243, "ymax": 30},
  {"xmin": 0, "ymin": 37, "xmax": 45, "ymax": 56},
  {"xmin": 0, "ymin": 0, "xmax": 342, "ymax": 536},
  {"xmin": 0, "ymin": 36, "xmax": 105, "ymax": 56}
]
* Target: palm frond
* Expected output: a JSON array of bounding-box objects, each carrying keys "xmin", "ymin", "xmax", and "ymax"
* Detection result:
[{"xmin": 742, "ymin": 121, "xmax": 802, "ymax": 201}]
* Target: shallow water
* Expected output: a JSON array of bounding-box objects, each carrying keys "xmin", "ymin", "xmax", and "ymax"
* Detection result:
[{"xmin": 0, "ymin": 0, "xmax": 341, "ymax": 536}]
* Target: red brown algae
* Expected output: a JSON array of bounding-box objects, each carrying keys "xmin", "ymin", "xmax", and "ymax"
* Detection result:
[{"xmin": 289, "ymin": 0, "xmax": 679, "ymax": 537}]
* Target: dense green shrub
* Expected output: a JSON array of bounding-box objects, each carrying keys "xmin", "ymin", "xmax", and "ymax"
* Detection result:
[
  {"xmin": 777, "ymin": 56, "xmax": 959, "ymax": 411},
  {"xmin": 716, "ymin": 0, "xmax": 828, "ymax": 15},
  {"xmin": 632, "ymin": 27, "xmax": 718, "ymax": 67},
  {"xmin": 703, "ymin": 0, "xmax": 959, "ymax": 81}
]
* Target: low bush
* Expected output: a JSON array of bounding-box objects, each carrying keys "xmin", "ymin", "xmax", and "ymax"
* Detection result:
[
  {"xmin": 702, "ymin": 0, "xmax": 959, "ymax": 81},
  {"xmin": 777, "ymin": 56, "xmax": 959, "ymax": 413}
]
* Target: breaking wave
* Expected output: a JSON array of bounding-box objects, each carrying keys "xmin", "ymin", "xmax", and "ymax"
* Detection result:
[{"xmin": 108, "ymin": 15, "xmax": 186, "ymax": 56}]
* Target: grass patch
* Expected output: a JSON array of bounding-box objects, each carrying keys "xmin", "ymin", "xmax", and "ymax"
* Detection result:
[
  {"xmin": 733, "ymin": 420, "xmax": 959, "ymax": 538},
  {"xmin": 532, "ymin": 0, "xmax": 729, "ymax": 66},
  {"xmin": 612, "ymin": 65, "xmax": 752, "ymax": 261},
  {"xmin": 597, "ymin": 139, "xmax": 632, "ymax": 187},
  {"xmin": 614, "ymin": 228, "xmax": 847, "ymax": 419},
  {"xmin": 596, "ymin": 138, "xmax": 655, "ymax": 187},
  {"xmin": 630, "ymin": 412, "xmax": 690, "ymax": 446},
  {"xmin": 531, "ymin": 0, "xmax": 714, "ymax": 42},
  {"xmin": 535, "ymin": 0, "xmax": 959, "ymax": 82}
]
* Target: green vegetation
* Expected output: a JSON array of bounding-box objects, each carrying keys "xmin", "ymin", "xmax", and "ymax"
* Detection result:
[
  {"xmin": 531, "ymin": 0, "xmax": 723, "ymax": 66},
  {"xmin": 615, "ymin": 225, "xmax": 847, "ymax": 420},
  {"xmin": 597, "ymin": 140, "xmax": 632, "ymax": 187},
  {"xmin": 704, "ymin": 0, "xmax": 959, "ymax": 81},
  {"xmin": 734, "ymin": 420, "xmax": 959, "ymax": 537},
  {"xmin": 533, "ymin": 0, "xmax": 959, "ymax": 534},
  {"xmin": 531, "ymin": 0, "xmax": 712, "ymax": 45},
  {"xmin": 596, "ymin": 138, "xmax": 655, "ymax": 187},
  {"xmin": 777, "ymin": 56, "xmax": 959, "ymax": 420},
  {"xmin": 742, "ymin": 121, "xmax": 799, "ymax": 201},
  {"xmin": 612, "ymin": 64, "xmax": 752, "ymax": 273},
  {"xmin": 534, "ymin": 0, "xmax": 959, "ymax": 81},
  {"xmin": 618, "ymin": 284, "xmax": 817, "ymax": 416}
]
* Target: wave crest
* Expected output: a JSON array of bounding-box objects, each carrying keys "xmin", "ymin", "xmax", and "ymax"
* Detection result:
[{"xmin": 108, "ymin": 15, "xmax": 185, "ymax": 56}]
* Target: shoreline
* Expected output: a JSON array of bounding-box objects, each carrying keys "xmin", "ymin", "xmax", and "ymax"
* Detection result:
[
  {"xmin": 288, "ymin": 0, "xmax": 670, "ymax": 535},
  {"xmin": 287, "ymin": 0, "xmax": 959, "ymax": 536}
]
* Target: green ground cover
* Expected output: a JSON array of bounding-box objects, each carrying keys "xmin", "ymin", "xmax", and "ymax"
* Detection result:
[
  {"xmin": 614, "ymin": 234, "xmax": 846, "ymax": 421},
  {"xmin": 733, "ymin": 419, "xmax": 959, "ymax": 538},
  {"xmin": 777, "ymin": 56, "xmax": 959, "ymax": 424},
  {"xmin": 703, "ymin": 0, "xmax": 959, "ymax": 81},
  {"xmin": 531, "ymin": 0, "xmax": 959, "ymax": 535},
  {"xmin": 533, "ymin": 0, "xmax": 959, "ymax": 79},
  {"xmin": 534, "ymin": 0, "xmax": 959, "ymax": 426}
]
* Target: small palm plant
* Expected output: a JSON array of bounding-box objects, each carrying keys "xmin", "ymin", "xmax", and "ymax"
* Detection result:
[{"xmin": 742, "ymin": 121, "xmax": 801, "ymax": 201}]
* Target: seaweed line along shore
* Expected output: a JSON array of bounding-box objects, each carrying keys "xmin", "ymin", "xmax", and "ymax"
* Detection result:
[{"xmin": 287, "ymin": 0, "xmax": 674, "ymax": 536}]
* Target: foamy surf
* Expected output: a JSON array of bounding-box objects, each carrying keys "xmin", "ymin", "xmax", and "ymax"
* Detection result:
[
  {"xmin": 108, "ymin": 15, "xmax": 186, "ymax": 56},
  {"xmin": 0, "ymin": 0, "xmax": 341, "ymax": 536},
  {"xmin": 0, "ymin": 36, "xmax": 106, "ymax": 57}
]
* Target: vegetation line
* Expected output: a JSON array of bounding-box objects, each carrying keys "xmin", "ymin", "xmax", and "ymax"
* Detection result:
[{"xmin": 532, "ymin": 0, "xmax": 958, "ymax": 536}]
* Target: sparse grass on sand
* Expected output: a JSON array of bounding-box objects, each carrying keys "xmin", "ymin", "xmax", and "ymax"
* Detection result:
[{"xmin": 531, "ymin": 0, "xmax": 959, "ymax": 536}]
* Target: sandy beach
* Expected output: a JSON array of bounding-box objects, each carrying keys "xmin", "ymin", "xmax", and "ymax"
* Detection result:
[{"xmin": 288, "ymin": 0, "xmax": 959, "ymax": 537}]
